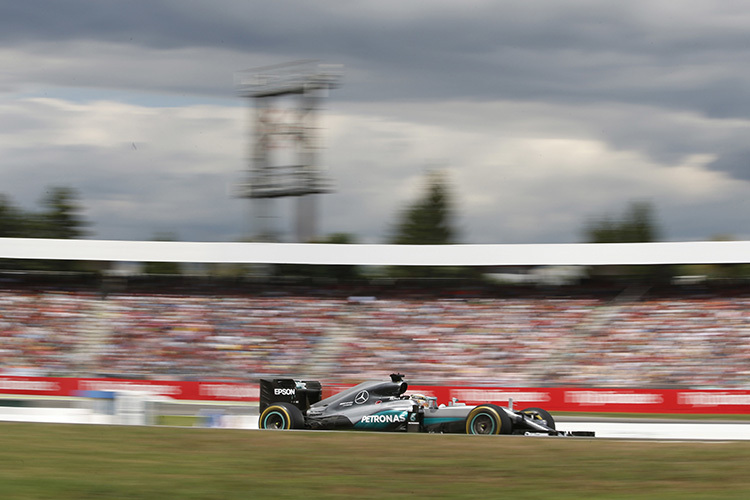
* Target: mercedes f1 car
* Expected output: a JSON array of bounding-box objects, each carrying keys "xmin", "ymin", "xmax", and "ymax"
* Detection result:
[{"xmin": 258, "ymin": 374, "xmax": 594, "ymax": 436}]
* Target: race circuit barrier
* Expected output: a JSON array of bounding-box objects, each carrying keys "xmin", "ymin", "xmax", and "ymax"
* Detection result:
[
  {"xmin": 0, "ymin": 376, "xmax": 258, "ymax": 403},
  {"xmin": 417, "ymin": 386, "xmax": 750, "ymax": 414},
  {"xmin": 2, "ymin": 376, "xmax": 750, "ymax": 414}
]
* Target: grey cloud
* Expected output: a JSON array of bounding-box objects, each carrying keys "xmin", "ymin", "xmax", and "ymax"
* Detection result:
[
  {"xmin": 660, "ymin": 197, "xmax": 750, "ymax": 241},
  {"xmin": 0, "ymin": 1, "xmax": 327, "ymax": 51},
  {"xmin": 707, "ymin": 149, "xmax": 750, "ymax": 181},
  {"xmin": 3, "ymin": 1, "xmax": 750, "ymax": 243},
  {"xmin": 5, "ymin": 0, "xmax": 750, "ymax": 127},
  {"xmin": 1, "ymin": 141, "xmax": 245, "ymax": 242},
  {"xmin": 6, "ymin": 1, "xmax": 750, "ymax": 99}
]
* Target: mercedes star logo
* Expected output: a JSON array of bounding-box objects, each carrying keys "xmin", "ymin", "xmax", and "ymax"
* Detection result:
[{"xmin": 354, "ymin": 390, "xmax": 369, "ymax": 404}]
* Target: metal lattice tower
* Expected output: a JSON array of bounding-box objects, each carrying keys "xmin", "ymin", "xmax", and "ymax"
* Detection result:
[{"xmin": 236, "ymin": 60, "xmax": 342, "ymax": 242}]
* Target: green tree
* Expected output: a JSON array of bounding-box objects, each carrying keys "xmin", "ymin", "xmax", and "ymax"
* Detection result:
[
  {"xmin": 583, "ymin": 200, "xmax": 669, "ymax": 282},
  {"xmin": 391, "ymin": 171, "xmax": 457, "ymax": 245},
  {"xmin": 0, "ymin": 194, "xmax": 25, "ymax": 237},
  {"xmin": 388, "ymin": 171, "xmax": 470, "ymax": 279},
  {"xmin": 0, "ymin": 187, "xmax": 91, "ymax": 271},
  {"xmin": 36, "ymin": 187, "xmax": 89, "ymax": 239},
  {"xmin": 584, "ymin": 200, "xmax": 659, "ymax": 243}
]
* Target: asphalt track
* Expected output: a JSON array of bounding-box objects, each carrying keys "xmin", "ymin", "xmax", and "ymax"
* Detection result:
[
  {"xmin": 555, "ymin": 417, "xmax": 750, "ymax": 441},
  {"xmin": 2, "ymin": 404, "xmax": 750, "ymax": 440},
  {"xmin": 251, "ymin": 416, "xmax": 750, "ymax": 440}
]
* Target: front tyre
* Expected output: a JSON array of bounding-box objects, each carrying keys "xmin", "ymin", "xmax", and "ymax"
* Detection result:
[
  {"xmin": 520, "ymin": 407, "xmax": 555, "ymax": 430},
  {"xmin": 465, "ymin": 404, "xmax": 512, "ymax": 435},
  {"xmin": 259, "ymin": 403, "xmax": 305, "ymax": 430}
]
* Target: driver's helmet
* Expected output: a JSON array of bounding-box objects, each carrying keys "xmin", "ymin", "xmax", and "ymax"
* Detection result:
[{"xmin": 409, "ymin": 393, "xmax": 430, "ymax": 408}]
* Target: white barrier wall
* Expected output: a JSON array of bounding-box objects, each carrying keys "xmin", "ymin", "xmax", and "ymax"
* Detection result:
[{"xmin": 1, "ymin": 238, "xmax": 749, "ymax": 265}]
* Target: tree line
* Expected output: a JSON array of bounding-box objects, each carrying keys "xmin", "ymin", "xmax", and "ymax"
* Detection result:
[
  {"xmin": 0, "ymin": 178, "xmax": 662, "ymax": 249},
  {"xmin": 0, "ymin": 180, "xmax": 745, "ymax": 281},
  {"xmin": 0, "ymin": 187, "xmax": 89, "ymax": 271},
  {"xmin": 0, "ymin": 187, "xmax": 87, "ymax": 240}
]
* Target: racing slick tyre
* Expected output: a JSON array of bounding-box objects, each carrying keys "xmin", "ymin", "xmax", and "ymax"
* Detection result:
[
  {"xmin": 259, "ymin": 402, "xmax": 305, "ymax": 430},
  {"xmin": 465, "ymin": 404, "xmax": 512, "ymax": 435},
  {"xmin": 520, "ymin": 407, "xmax": 555, "ymax": 430}
]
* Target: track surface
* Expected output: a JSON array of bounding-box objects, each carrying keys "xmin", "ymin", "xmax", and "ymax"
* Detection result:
[
  {"xmin": 2, "ymin": 404, "xmax": 750, "ymax": 440},
  {"xmin": 556, "ymin": 418, "xmax": 750, "ymax": 440}
]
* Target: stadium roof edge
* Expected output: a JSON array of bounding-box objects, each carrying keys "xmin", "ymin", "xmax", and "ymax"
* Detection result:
[{"xmin": 0, "ymin": 238, "xmax": 748, "ymax": 266}]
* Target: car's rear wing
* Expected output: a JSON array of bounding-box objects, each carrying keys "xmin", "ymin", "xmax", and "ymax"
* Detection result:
[{"xmin": 259, "ymin": 378, "xmax": 323, "ymax": 413}]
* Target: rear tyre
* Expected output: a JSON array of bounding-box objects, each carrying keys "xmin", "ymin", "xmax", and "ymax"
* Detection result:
[
  {"xmin": 465, "ymin": 404, "xmax": 512, "ymax": 435},
  {"xmin": 520, "ymin": 407, "xmax": 555, "ymax": 430},
  {"xmin": 259, "ymin": 403, "xmax": 305, "ymax": 430}
]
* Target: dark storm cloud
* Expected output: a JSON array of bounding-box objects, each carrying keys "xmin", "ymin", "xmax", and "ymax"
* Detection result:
[
  {"xmin": 0, "ymin": 1, "xmax": 329, "ymax": 52},
  {"xmin": 3, "ymin": 1, "xmax": 750, "ymax": 242},
  {"xmin": 6, "ymin": 1, "xmax": 750, "ymax": 123}
]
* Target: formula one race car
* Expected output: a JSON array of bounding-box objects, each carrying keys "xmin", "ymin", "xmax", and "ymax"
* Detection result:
[{"xmin": 258, "ymin": 374, "xmax": 593, "ymax": 436}]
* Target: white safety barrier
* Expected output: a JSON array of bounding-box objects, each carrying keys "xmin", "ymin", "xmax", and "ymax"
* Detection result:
[
  {"xmin": 0, "ymin": 407, "xmax": 112, "ymax": 425},
  {"xmin": 555, "ymin": 421, "xmax": 750, "ymax": 441},
  {"xmin": 1, "ymin": 238, "xmax": 749, "ymax": 265}
]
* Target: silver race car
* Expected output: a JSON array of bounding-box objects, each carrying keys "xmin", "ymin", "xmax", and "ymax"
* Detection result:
[{"xmin": 259, "ymin": 374, "xmax": 593, "ymax": 436}]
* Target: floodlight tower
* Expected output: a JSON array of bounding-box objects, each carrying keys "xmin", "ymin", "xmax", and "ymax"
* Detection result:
[{"xmin": 236, "ymin": 60, "xmax": 342, "ymax": 242}]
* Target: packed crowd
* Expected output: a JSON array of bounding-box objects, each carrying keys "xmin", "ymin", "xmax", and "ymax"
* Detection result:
[{"xmin": 0, "ymin": 279, "xmax": 748, "ymax": 388}]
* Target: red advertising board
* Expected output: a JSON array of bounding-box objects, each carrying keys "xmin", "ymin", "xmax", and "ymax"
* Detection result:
[
  {"xmin": 411, "ymin": 386, "xmax": 750, "ymax": 415},
  {"xmin": 0, "ymin": 376, "xmax": 259, "ymax": 402},
  {"xmin": 2, "ymin": 376, "xmax": 750, "ymax": 414}
]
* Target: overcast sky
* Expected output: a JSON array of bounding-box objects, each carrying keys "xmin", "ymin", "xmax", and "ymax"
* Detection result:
[{"xmin": 1, "ymin": 1, "xmax": 749, "ymax": 244}]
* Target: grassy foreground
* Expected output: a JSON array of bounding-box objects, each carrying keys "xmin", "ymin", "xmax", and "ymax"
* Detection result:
[{"xmin": 2, "ymin": 422, "xmax": 750, "ymax": 499}]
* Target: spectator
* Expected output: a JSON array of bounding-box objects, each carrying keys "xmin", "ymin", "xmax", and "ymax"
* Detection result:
[{"xmin": 0, "ymin": 279, "xmax": 747, "ymax": 389}]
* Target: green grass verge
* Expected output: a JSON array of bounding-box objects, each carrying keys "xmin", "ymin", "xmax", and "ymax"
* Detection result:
[
  {"xmin": 2, "ymin": 422, "xmax": 750, "ymax": 499},
  {"xmin": 156, "ymin": 415, "xmax": 203, "ymax": 427}
]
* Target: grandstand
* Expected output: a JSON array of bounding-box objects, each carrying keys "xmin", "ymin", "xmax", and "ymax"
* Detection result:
[{"xmin": 0, "ymin": 239, "xmax": 748, "ymax": 389}]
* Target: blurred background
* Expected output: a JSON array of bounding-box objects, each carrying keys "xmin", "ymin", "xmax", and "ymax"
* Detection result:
[{"xmin": 1, "ymin": 2, "xmax": 749, "ymax": 392}]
